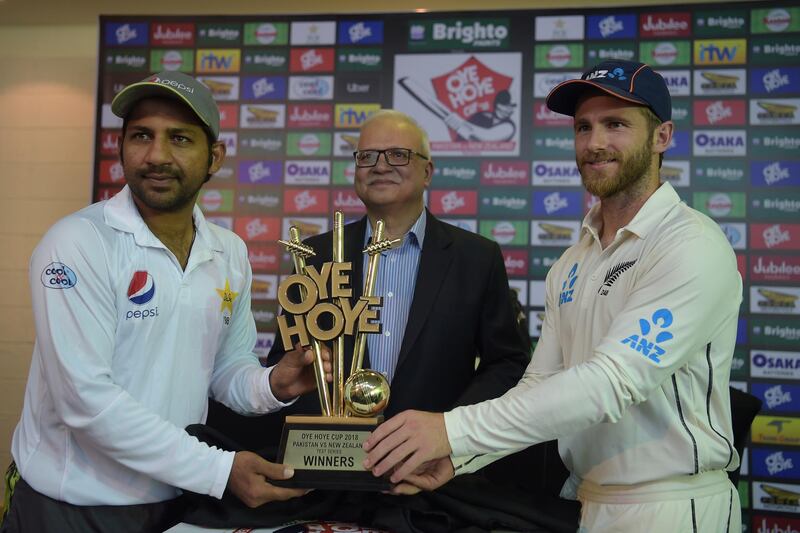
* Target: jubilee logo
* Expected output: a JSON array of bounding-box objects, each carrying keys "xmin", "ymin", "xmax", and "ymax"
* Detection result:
[
  {"xmin": 331, "ymin": 189, "xmax": 365, "ymax": 214},
  {"xmin": 287, "ymin": 104, "xmax": 333, "ymax": 128},
  {"xmin": 151, "ymin": 23, "xmax": 194, "ymax": 46},
  {"xmin": 248, "ymin": 245, "xmax": 280, "ymax": 272},
  {"xmin": 481, "ymin": 161, "xmax": 529, "ymax": 186},
  {"xmin": 533, "ymin": 102, "xmax": 573, "ymax": 127},
  {"xmin": 640, "ymin": 12, "xmax": 691, "ymax": 38},
  {"xmin": 503, "ymin": 250, "xmax": 528, "ymax": 277},
  {"xmin": 750, "ymin": 255, "xmax": 800, "ymax": 283}
]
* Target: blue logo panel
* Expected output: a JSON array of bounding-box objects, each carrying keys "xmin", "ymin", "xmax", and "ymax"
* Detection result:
[
  {"xmin": 750, "ymin": 67, "xmax": 800, "ymax": 96},
  {"xmin": 752, "ymin": 383, "xmax": 800, "ymax": 413},
  {"xmin": 752, "ymin": 449, "xmax": 800, "ymax": 479},
  {"xmin": 586, "ymin": 14, "xmax": 637, "ymax": 39},
  {"xmin": 338, "ymin": 21, "xmax": 384, "ymax": 45},
  {"xmin": 242, "ymin": 76, "xmax": 287, "ymax": 100},
  {"xmin": 105, "ymin": 22, "xmax": 149, "ymax": 46},
  {"xmin": 751, "ymin": 161, "xmax": 800, "ymax": 188},
  {"xmin": 736, "ymin": 318, "xmax": 747, "ymax": 345},
  {"xmin": 666, "ymin": 130, "xmax": 691, "ymax": 157},
  {"xmin": 531, "ymin": 190, "xmax": 583, "ymax": 217}
]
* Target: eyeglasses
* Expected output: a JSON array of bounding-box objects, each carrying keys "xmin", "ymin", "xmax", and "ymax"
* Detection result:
[{"xmin": 353, "ymin": 148, "xmax": 430, "ymax": 168}]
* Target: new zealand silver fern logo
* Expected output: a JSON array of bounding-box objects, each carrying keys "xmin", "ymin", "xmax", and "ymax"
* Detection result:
[{"xmin": 598, "ymin": 260, "xmax": 636, "ymax": 296}]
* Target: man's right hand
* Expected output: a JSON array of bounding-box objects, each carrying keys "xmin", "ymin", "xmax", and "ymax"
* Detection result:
[{"xmin": 227, "ymin": 451, "xmax": 308, "ymax": 507}]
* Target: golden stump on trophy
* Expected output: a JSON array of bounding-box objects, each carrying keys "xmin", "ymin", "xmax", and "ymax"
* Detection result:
[{"xmin": 273, "ymin": 212, "xmax": 400, "ymax": 490}]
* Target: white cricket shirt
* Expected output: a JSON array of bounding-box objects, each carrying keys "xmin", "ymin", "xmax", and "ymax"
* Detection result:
[
  {"xmin": 446, "ymin": 183, "xmax": 742, "ymax": 494},
  {"xmin": 12, "ymin": 186, "xmax": 287, "ymax": 505}
]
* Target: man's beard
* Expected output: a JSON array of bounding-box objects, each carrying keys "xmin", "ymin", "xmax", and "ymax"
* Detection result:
[
  {"xmin": 126, "ymin": 163, "xmax": 204, "ymax": 212},
  {"xmin": 578, "ymin": 136, "xmax": 654, "ymax": 199}
]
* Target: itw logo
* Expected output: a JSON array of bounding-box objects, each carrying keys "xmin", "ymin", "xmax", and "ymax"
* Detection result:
[
  {"xmin": 559, "ymin": 263, "xmax": 578, "ymax": 306},
  {"xmin": 620, "ymin": 308, "xmax": 674, "ymax": 363}
]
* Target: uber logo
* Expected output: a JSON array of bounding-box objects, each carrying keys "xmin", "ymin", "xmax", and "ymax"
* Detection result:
[{"xmin": 334, "ymin": 74, "xmax": 381, "ymax": 101}]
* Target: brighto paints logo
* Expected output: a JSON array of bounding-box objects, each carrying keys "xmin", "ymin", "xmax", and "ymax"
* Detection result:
[{"xmin": 126, "ymin": 270, "xmax": 158, "ymax": 320}]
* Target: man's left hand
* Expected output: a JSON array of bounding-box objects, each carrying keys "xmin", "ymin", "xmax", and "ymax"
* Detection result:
[
  {"xmin": 389, "ymin": 456, "xmax": 455, "ymax": 495},
  {"xmin": 269, "ymin": 343, "xmax": 332, "ymax": 402},
  {"xmin": 363, "ymin": 410, "xmax": 451, "ymax": 484}
]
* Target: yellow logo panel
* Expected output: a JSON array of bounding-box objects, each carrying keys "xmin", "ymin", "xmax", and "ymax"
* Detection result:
[
  {"xmin": 751, "ymin": 415, "xmax": 800, "ymax": 446},
  {"xmin": 693, "ymin": 39, "xmax": 747, "ymax": 65},
  {"xmin": 334, "ymin": 104, "xmax": 381, "ymax": 129},
  {"xmin": 196, "ymin": 49, "xmax": 241, "ymax": 73}
]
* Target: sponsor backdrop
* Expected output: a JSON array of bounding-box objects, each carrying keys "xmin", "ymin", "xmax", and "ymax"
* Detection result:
[{"xmin": 94, "ymin": 4, "xmax": 799, "ymax": 529}]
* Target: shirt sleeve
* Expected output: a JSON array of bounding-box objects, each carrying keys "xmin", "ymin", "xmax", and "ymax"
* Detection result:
[
  {"xmin": 445, "ymin": 228, "xmax": 741, "ymax": 458},
  {"xmin": 209, "ymin": 236, "xmax": 294, "ymax": 414},
  {"xmin": 29, "ymin": 218, "xmax": 234, "ymax": 499}
]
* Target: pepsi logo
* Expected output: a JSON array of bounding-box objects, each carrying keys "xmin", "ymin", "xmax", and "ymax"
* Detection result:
[{"xmin": 127, "ymin": 271, "xmax": 155, "ymax": 305}]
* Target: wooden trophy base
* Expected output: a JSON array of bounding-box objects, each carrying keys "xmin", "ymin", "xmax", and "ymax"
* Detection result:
[{"xmin": 273, "ymin": 415, "xmax": 391, "ymax": 491}]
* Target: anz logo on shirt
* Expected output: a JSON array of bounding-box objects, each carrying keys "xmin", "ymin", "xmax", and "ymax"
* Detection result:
[
  {"xmin": 620, "ymin": 308, "xmax": 674, "ymax": 364},
  {"xmin": 559, "ymin": 263, "xmax": 578, "ymax": 306}
]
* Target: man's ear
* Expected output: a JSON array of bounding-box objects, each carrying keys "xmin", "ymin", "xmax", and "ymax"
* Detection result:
[
  {"xmin": 652, "ymin": 120, "xmax": 674, "ymax": 156},
  {"xmin": 208, "ymin": 141, "xmax": 227, "ymax": 175},
  {"xmin": 424, "ymin": 160, "xmax": 434, "ymax": 187}
]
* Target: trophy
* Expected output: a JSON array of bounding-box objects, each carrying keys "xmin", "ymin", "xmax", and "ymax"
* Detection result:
[{"xmin": 274, "ymin": 211, "xmax": 399, "ymax": 490}]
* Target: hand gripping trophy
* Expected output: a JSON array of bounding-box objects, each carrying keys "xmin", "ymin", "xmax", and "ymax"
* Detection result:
[{"xmin": 274, "ymin": 211, "xmax": 399, "ymax": 489}]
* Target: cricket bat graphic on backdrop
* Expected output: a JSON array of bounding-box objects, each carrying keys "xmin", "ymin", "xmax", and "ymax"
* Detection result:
[{"xmin": 398, "ymin": 77, "xmax": 515, "ymax": 142}]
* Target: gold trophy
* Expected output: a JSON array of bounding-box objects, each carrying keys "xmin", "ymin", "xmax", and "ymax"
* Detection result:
[{"xmin": 274, "ymin": 211, "xmax": 398, "ymax": 489}]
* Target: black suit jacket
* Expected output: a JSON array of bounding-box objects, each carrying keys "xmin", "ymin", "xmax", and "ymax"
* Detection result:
[{"xmin": 208, "ymin": 210, "xmax": 529, "ymax": 451}]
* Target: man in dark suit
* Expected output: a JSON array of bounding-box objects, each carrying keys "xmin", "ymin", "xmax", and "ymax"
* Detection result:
[{"xmin": 203, "ymin": 110, "xmax": 530, "ymax": 529}]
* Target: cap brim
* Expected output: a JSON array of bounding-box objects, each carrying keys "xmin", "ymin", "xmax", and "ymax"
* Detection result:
[
  {"xmin": 546, "ymin": 79, "xmax": 650, "ymax": 117},
  {"xmin": 111, "ymin": 82, "xmax": 212, "ymax": 132}
]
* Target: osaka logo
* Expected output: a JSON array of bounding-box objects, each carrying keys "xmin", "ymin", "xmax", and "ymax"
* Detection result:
[{"xmin": 127, "ymin": 271, "xmax": 156, "ymax": 305}]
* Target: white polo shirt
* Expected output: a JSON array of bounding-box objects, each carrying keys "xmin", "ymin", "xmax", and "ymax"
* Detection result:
[
  {"xmin": 12, "ymin": 186, "xmax": 286, "ymax": 505},
  {"xmin": 446, "ymin": 182, "xmax": 742, "ymax": 494}
]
